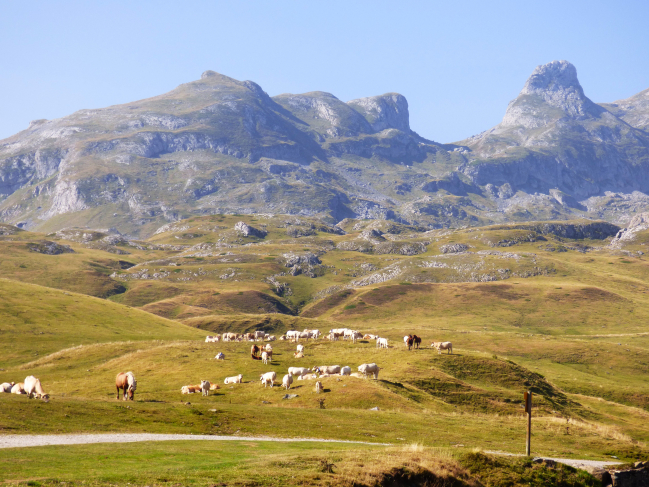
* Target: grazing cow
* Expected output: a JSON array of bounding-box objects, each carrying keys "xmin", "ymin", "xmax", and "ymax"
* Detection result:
[
  {"xmin": 1, "ymin": 382, "xmax": 15, "ymax": 393},
  {"xmin": 315, "ymin": 381, "xmax": 322, "ymax": 394},
  {"xmin": 340, "ymin": 366, "xmax": 351, "ymax": 376},
  {"xmin": 358, "ymin": 363, "xmax": 381, "ymax": 379},
  {"xmin": 260, "ymin": 371, "xmax": 276, "ymax": 388},
  {"xmin": 24, "ymin": 376, "xmax": 48, "ymax": 399},
  {"xmin": 303, "ymin": 329, "xmax": 321, "ymax": 340},
  {"xmin": 314, "ymin": 365, "xmax": 341, "ymax": 375},
  {"xmin": 224, "ymin": 374, "xmax": 243, "ymax": 384},
  {"xmin": 432, "ymin": 342, "xmax": 453, "ymax": 354},
  {"xmin": 288, "ymin": 366, "xmax": 311, "ymax": 378},
  {"xmin": 286, "ymin": 330, "xmax": 300, "ymax": 341},
  {"xmin": 251, "ymin": 344, "xmax": 261, "ymax": 360},
  {"xmin": 296, "ymin": 344, "xmax": 305, "ymax": 354},
  {"xmin": 328, "ymin": 332, "xmax": 341, "ymax": 341},
  {"xmin": 376, "ymin": 337, "xmax": 388, "ymax": 349},
  {"xmin": 201, "ymin": 380, "xmax": 210, "ymax": 396},
  {"xmin": 262, "ymin": 351, "xmax": 269, "ymax": 364},
  {"xmin": 282, "ymin": 373, "xmax": 293, "ymax": 390},
  {"xmin": 115, "ymin": 372, "xmax": 137, "ymax": 401},
  {"xmin": 11, "ymin": 383, "xmax": 25, "ymax": 394},
  {"xmin": 205, "ymin": 335, "xmax": 220, "ymax": 343},
  {"xmin": 265, "ymin": 344, "xmax": 273, "ymax": 352},
  {"xmin": 294, "ymin": 351, "xmax": 304, "ymax": 358},
  {"xmin": 215, "ymin": 352, "xmax": 225, "ymax": 360},
  {"xmin": 181, "ymin": 384, "xmax": 201, "ymax": 394},
  {"xmin": 297, "ymin": 373, "xmax": 318, "ymax": 380},
  {"xmin": 210, "ymin": 383, "xmax": 220, "ymax": 391}
]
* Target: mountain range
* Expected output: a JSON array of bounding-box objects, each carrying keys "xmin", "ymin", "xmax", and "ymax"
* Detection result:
[{"xmin": 2, "ymin": 60, "xmax": 649, "ymax": 237}]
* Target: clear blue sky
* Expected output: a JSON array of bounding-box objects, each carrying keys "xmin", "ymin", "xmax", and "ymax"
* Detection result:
[{"xmin": 1, "ymin": 1, "xmax": 648, "ymax": 143}]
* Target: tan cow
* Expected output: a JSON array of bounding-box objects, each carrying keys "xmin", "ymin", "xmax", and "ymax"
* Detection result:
[{"xmin": 24, "ymin": 376, "xmax": 48, "ymax": 399}]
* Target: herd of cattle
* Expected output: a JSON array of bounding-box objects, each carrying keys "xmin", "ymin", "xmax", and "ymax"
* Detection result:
[
  {"xmin": 2, "ymin": 328, "xmax": 452, "ymax": 403},
  {"xmin": 1, "ymin": 376, "xmax": 49, "ymax": 399}
]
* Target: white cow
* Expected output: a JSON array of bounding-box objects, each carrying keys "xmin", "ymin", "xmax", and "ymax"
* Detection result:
[
  {"xmin": 260, "ymin": 371, "xmax": 276, "ymax": 388},
  {"xmin": 200, "ymin": 380, "xmax": 210, "ymax": 396},
  {"xmin": 215, "ymin": 352, "xmax": 225, "ymax": 360},
  {"xmin": 11, "ymin": 383, "xmax": 26, "ymax": 394},
  {"xmin": 282, "ymin": 373, "xmax": 293, "ymax": 390},
  {"xmin": 205, "ymin": 335, "xmax": 220, "ymax": 343},
  {"xmin": 288, "ymin": 367, "xmax": 311, "ymax": 378},
  {"xmin": 340, "ymin": 366, "xmax": 351, "ymax": 376},
  {"xmin": 296, "ymin": 344, "xmax": 305, "ymax": 354},
  {"xmin": 364, "ymin": 334, "xmax": 378, "ymax": 340},
  {"xmin": 314, "ymin": 365, "xmax": 341, "ymax": 375},
  {"xmin": 376, "ymin": 337, "xmax": 388, "ymax": 349},
  {"xmin": 350, "ymin": 331, "xmax": 363, "ymax": 343},
  {"xmin": 285, "ymin": 330, "xmax": 300, "ymax": 341},
  {"xmin": 254, "ymin": 331, "xmax": 266, "ymax": 340},
  {"xmin": 265, "ymin": 344, "xmax": 273, "ymax": 352},
  {"xmin": 349, "ymin": 372, "xmax": 365, "ymax": 378},
  {"xmin": 358, "ymin": 363, "xmax": 381, "ymax": 379},
  {"xmin": 266, "ymin": 335, "xmax": 276, "ymax": 341},
  {"xmin": 224, "ymin": 374, "xmax": 243, "ymax": 384},
  {"xmin": 297, "ymin": 373, "xmax": 318, "ymax": 380},
  {"xmin": 432, "ymin": 342, "xmax": 453, "ymax": 354},
  {"xmin": 24, "ymin": 376, "xmax": 48, "ymax": 399},
  {"xmin": 262, "ymin": 351, "xmax": 270, "ymax": 364},
  {"xmin": 0, "ymin": 382, "xmax": 15, "ymax": 393}
]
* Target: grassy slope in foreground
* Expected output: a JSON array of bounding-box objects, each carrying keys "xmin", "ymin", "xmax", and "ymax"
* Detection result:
[
  {"xmin": 0, "ymin": 441, "xmax": 602, "ymax": 487},
  {"xmin": 0, "ymin": 278, "xmax": 204, "ymax": 367}
]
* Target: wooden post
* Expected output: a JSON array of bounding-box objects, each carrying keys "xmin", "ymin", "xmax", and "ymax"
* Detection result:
[{"xmin": 524, "ymin": 391, "xmax": 532, "ymax": 456}]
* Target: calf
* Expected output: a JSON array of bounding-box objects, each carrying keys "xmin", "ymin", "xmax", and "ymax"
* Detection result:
[
  {"xmin": 262, "ymin": 351, "xmax": 269, "ymax": 364},
  {"xmin": 282, "ymin": 373, "xmax": 293, "ymax": 390},
  {"xmin": 260, "ymin": 371, "xmax": 276, "ymax": 388},
  {"xmin": 200, "ymin": 380, "xmax": 210, "ymax": 396},
  {"xmin": 296, "ymin": 344, "xmax": 305, "ymax": 354}
]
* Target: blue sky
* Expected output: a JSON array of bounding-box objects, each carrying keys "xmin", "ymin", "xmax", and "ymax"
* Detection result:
[{"xmin": 1, "ymin": 1, "xmax": 648, "ymax": 142}]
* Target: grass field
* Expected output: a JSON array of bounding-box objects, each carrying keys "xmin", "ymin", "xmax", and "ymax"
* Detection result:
[{"xmin": 1, "ymin": 215, "xmax": 648, "ymax": 484}]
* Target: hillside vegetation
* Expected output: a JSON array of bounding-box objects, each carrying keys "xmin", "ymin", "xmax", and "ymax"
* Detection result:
[{"xmin": 1, "ymin": 213, "xmax": 649, "ymax": 481}]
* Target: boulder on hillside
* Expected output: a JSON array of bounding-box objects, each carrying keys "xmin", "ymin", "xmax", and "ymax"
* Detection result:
[
  {"xmin": 27, "ymin": 240, "xmax": 75, "ymax": 255},
  {"xmin": 234, "ymin": 221, "xmax": 267, "ymax": 238},
  {"xmin": 440, "ymin": 243, "xmax": 468, "ymax": 254}
]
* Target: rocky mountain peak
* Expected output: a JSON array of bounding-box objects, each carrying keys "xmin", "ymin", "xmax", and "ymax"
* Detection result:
[
  {"xmin": 201, "ymin": 70, "xmax": 219, "ymax": 79},
  {"xmin": 347, "ymin": 93, "xmax": 410, "ymax": 133},
  {"xmin": 501, "ymin": 60, "xmax": 602, "ymax": 127}
]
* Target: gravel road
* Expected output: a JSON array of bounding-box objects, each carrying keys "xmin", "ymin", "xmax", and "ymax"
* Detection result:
[
  {"xmin": 485, "ymin": 450, "xmax": 622, "ymax": 470},
  {"xmin": 0, "ymin": 433, "xmax": 390, "ymax": 449}
]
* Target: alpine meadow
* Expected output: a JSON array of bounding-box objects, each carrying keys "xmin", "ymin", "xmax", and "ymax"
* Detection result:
[{"xmin": 2, "ymin": 55, "xmax": 649, "ymax": 486}]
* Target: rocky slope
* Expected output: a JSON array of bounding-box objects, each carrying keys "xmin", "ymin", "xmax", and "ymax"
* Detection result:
[{"xmin": 1, "ymin": 62, "xmax": 649, "ymax": 236}]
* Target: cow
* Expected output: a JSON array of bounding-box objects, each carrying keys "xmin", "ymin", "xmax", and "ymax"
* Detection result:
[
  {"xmin": 251, "ymin": 344, "xmax": 261, "ymax": 360},
  {"xmin": 364, "ymin": 334, "xmax": 378, "ymax": 340},
  {"xmin": 260, "ymin": 371, "xmax": 276, "ymax": 388},
  {"xmin": 349, "ymin": 372, "xmax": 365, "ymax": 378},
  {"xmin": 294, "ymin": 351, "xmax": 304, "ymax": 358},
  {"xmin": 432, "ymin": 342, "xmax": 453, "ymax": 354},
  {"xmin": 210, "ymin": 383, "xmax": 220, "ymax": 391},
  {"xmin": 254, "ymin": 331, "xmax": 266, "ymax": 340},
  {"xmin": 297, "ymin": 373, "xmax": 318, "ymax": 380},
  {"xmin": 303, "ymin": 329, "xmax": 321, "ymax": 340},
  {"xmin": 288, "ymin": 367, "xmax": 311, "ymax": 378},
  {"xmin": 205, "ymin": 335, "xmax": 220, "ymax": 343},
  {"xmin": 282, "ymin": 373, "xmax": 293, "ymax": 390},
  {"xmin": 350, "ymin": 331, "xmax": 363, "ymax": 343},
  {"xmin": 224, "ymin": 374, "xmax": 243, "ymax": 384},
  {"xmin": 201, "ymin": 380, "xmax": 210, "ymax": 396},
  {"xmin": 181, "ymin": 384, "xmax": 201, "ymax": 394},
  {"xmin": 215, "ymin": 352, "xmax": 225, "ymax": 360},
  {"xmin": 358, "ymin": 363, "xmax": 381, "ymax": 379},
  {"xmin": 0, "ymin": 382, "xmax": 15, "ymax": 393},
  {"xmin": 413, "ymin": 335, "xmax": 422, "ymax": 349},
  {"xmin": 403, "ymin": 335, "xmax": 410, "ymax": 347},
  {"xmin": 296, "ymin": 344, "xmax": 305, "ymax": 354},
  {"xmin": 11, "ymin": 383, "xmax": 25, "ymax": 394},
  {"xmin": 315, "ymin": 381, "xmax": 322, "ymax": 394},
  {"xmin": 265, "ymin": 344, "xmax": 273, "ymax": 353},
  {"xmin": 340, "ymin": 366, "xmax": 351, "ymax": 376},
  {"xmin": 262, "ymin": 351, "xmax": 269, "ymax": 364},
  {"xmin": 115, "ymin": 372, "xmax": 137, "ymax": 401},
  {"xmin": 285, "ymin": 330, "xmax": 300, "ymax": 342},
  {"xmin": 24, "ymin": 376, "xmax": 48, "ymax": 399},
  {"xmin": 266, "ymin": 335, "xmax": 276, "ymax": 341},
  {"xmin": 314, "ymin": 365, "xmax": 341, "ymax": 375},
  {"xmin": 376, "ymin": 337, "xmax": 388, "ymax": 349}
]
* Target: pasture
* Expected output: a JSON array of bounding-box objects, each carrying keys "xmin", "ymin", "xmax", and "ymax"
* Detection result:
[{"xmin": 1, "ymin": 215, "xmax": 649, "ymax": 483}]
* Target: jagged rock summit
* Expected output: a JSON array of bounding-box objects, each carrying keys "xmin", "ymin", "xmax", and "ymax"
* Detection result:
[{"xmin": 2, "ymin": 63, "xmax": 649, "ymax": 236}]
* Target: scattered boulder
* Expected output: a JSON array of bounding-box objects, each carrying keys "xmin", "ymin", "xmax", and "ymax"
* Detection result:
[
  {"xmin": 27, "ymin": 241, "xmax": 75, "ymax": 255},
  {"xmin": 440, "ymin": 243, "xmax": 468, "ymax": 253},
  {"xmin": 282, "ymin": 252, "xmax": 321, "ymax": 267},
  {"xmin": 234, "ymin": 221, "xmax": 267, "ymax": 238}
]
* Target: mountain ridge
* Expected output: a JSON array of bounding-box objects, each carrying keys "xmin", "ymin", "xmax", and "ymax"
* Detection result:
[{"xmin": 1, "ymin": 62, "xmax": 649, "ymax": 237}]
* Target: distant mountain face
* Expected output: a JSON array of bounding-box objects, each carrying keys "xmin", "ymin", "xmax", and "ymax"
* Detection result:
[{"xmin": 2, "ymin": 63, "xmax": 649, "ymax": 236}]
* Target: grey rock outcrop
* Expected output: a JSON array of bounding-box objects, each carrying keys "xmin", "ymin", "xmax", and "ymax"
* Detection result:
[
  {"xmin": 26, "ymin": 240, "xmax": 75, "ymax": 255},
  {"xmin": 234, "ymin": 221, "xmax": 267, "ymax": 238}
]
